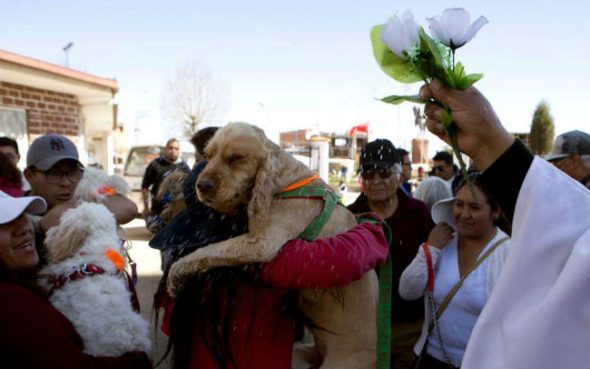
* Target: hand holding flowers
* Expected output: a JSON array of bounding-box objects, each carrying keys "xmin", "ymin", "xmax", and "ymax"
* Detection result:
[
  {"xmin": 371, "ymin": 8, "xmax": 488, "ymax": 192},
  {"xmin": 420, "ymin": 81, "xmax": 514, "ymax": 172}
]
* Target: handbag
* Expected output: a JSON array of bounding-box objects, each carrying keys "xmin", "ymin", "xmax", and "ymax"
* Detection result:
[{"xmin": 412, "ymin": 236, "xmax": 510, "ymax": 369}]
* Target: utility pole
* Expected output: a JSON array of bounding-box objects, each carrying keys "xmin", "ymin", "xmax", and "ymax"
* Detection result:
[{"xmin": 62, "ymin": 42, "xmax": 74, "ymax": 67}]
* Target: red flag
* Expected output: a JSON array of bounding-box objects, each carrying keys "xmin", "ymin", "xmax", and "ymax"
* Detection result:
[{"xmin": 348, "ymin": 122, "xmax": 369, "ymax": 136}]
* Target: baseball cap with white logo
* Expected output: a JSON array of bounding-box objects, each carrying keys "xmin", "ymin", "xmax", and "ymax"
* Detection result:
[
  {"xmin": 545, "ymin": 130, "xmax": 590, "ymax": 162},
  {"xmin": 359, "ymin": 139, "xmax": 400, "ymax": 171},
  {"xmin": 0, "ymin": 191, "xmax": 47, "ymax": 224},
  {"xmin": 26, "ymin": 134, "xmax": 83, "ymax": 171}
]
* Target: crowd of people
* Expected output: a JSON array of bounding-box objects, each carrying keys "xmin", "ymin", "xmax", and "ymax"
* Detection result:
[
  {"xmin": 0, "ymin": 134, "xmax": 149, "ymax": 368},
  {"xmin": 1, "ymin": 80, "xmax": 589, "ymax": 369}
]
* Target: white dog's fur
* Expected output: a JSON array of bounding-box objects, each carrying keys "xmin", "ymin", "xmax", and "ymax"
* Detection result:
[
  {"xmin": 74, "ymin": 167, "xmax": 130, "ymax": 202},
  {"xmin": 39, "ymin": 202, "xmax": 150, "ymax": 357}
]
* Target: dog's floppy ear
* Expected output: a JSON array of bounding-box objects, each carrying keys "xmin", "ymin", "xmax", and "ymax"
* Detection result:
[{"xmin": 247, "ymin": 133, "xmax": 281, "ymax": 233}]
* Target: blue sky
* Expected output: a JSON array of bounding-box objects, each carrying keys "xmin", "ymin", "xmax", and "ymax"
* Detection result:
[{"xmin": 2, "ymin": 0, "xmax": 588, "ymax": 152}]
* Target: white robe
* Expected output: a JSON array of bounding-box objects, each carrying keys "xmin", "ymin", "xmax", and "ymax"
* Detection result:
[{"xmin": 463, "ymin": 157, "xmax": 590, "ymax": 369}]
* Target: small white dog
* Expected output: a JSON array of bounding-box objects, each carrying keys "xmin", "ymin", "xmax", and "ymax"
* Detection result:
[{"xmin": 39, "ymin": 202, "xmax": 151, "ymax": 357}]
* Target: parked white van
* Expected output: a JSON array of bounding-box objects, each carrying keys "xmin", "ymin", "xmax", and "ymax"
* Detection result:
[{"xmin": 123, "ymin": 142, "xmax": 195, "ymax": 192}]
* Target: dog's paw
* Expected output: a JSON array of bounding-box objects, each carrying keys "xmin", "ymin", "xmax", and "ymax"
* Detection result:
[
  {"xmin": 166, "ymin": 258, "xmax": 208, "ymax": 297},
  {"xmin": 166, "ymin": 261, "xmax": 187, "ymax": 297}
]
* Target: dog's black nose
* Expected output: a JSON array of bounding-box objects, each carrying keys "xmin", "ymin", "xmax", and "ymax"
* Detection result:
[{"xmin": 197, "ymin": 178, "xmax": 215, "ymax": 193}]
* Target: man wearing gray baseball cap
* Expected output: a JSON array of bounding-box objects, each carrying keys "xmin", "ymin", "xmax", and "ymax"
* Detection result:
[
  {"xmin": 545, "ymin": 130, "xmax": 590, "ymax": 189},
  {"xmin": 25, "ymin": 134, "xmax": 84, "ymax": 209},
  {"xmin": 24, "ymin": 134, "xmax": 137, "ymax": 235}
]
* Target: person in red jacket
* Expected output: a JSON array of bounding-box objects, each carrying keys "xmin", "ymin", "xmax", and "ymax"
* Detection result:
[
  {"xmin": 151, "ymin": 162, "xmax": 389, "ymax": 369},
  {"xmin": 162, "ymin": 222, "xmax": 387, "ymax": 369},
  {"xmin": 0, "ymin": 191, "xmax": 151, "ymax": 369}
]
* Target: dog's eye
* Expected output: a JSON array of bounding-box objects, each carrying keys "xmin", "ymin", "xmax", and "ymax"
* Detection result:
[{"xmin": 228, "ymin": 154, "xmax": 245, "ymax": 164}]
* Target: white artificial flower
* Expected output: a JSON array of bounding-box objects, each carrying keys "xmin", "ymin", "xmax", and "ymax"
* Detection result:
[
  {"xmin": 381, "ymin": 10, "xmax": 420, "ymax": 59},
  {"xmin": 427, "ymin": 8, "xmax": 488, "ymax": 49}
]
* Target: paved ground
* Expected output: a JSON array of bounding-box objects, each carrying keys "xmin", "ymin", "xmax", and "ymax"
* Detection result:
[{"xmin": 121, "ymin": 218, "xmax": 171, "ymax": 368}]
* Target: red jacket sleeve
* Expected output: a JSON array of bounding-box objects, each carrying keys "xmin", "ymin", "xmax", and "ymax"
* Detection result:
[
  {"xmin": 259, "ymin": 222, "xmax": 388, "ymax": 289},
  {"xmin": 0, "ymin": 283, "xmax": 152, "ymax": 369}
]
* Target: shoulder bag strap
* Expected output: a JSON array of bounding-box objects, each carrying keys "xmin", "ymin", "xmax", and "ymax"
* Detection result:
[{"xmin": 427, "ymin": 236, "xmax": 509, "ymax": 331}]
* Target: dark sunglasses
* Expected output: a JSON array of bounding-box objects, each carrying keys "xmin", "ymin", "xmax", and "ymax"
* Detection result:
[
  {"xmin": 361, "ymin": 168, "xmax": 393, "ymax": 180},
  {"xmin": 433, "ymin": 165, "xmax": 446, "ymax": 172}
]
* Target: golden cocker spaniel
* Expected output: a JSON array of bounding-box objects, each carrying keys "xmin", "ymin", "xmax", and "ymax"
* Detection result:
[{"xmin": 168, "ymin": 122, "xmax": 379, "ymax": 369}]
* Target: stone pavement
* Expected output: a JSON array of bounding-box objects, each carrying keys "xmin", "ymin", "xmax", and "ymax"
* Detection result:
[{"xmin": 121, "ymin": 218, "xmax": 171, "ymax": 368}]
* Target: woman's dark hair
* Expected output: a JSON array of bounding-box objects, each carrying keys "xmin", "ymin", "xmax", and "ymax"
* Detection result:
[
  {"xmin": 454, "ymin": 172, "xmax": 511, "ymax": 235},
  {"xmin": 155, "ymin": 254, "xmax": 305, "ymax": 369},
  {"xmin": 0, "ymin": 255, "xmax": 48, "ymax": 297},
  {"xmin": 0, "ymin": 152, "xmax": 22, "ymax": 187},
  {"xmin": 163, "ymin": 266, "xmax": 257, "ymax": 369},
  {"xmin": 152, "ymin": 208, "xmax": 249, "ymax": 369}
]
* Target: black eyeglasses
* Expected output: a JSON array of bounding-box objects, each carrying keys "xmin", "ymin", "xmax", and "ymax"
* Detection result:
[
  {"xmin": 32, "ymin": 167, "xmax": 84, "ymax": 184},
  {"xmin": 433, "ymin": 165, "xmax": 446, "ymax": 172},
  {"xmin": 361, "ymin": 168, "xmax": 393, "ymax": 180},
  {"xmin": 402, "ymin": 162, "xmax": 412, "ymax": 167}
]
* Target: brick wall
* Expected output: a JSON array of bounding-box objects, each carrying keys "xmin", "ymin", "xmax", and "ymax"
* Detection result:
[{"xmin": 0, "ymin": 81, "xmax": 81, "ymax": 136}]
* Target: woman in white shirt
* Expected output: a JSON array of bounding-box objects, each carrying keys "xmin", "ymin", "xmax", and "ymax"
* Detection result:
[
  {"xmin": 399, "ymin": 174, "xmax": 511, "ymax": 369},
  {"xmin": 418, "ymin": 80, "xmax": 590, "ymax": 369}
]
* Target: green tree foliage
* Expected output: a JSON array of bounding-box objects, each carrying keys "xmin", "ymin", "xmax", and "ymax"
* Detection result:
[{"xmin": 529, "ymin": 101, "xmax": 555, "ymax": 155}]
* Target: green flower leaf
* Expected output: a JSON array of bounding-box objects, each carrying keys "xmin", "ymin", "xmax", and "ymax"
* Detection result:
[
  {"xmin": 446, "ymin": 62, "xmax": 463, "ymax": 89},
  {"xmin": 370, "ymin": 25, "xmax": 422, "ymax": 83},
  {"xmin": 459, "ymin": 72, "xmax": 483, "ymax": 90},
  {"xmin": 380, "ymin": 94, "xmax": 427, "ymax": 105},
  {"xmin": 416, "ymin": 28, "xmax": 450, "ymax": 84},
  {"xmin": 447, "ymin": 62, "xmax": 483, "ymax": 90},
  {"xmin": 419, "ymin": 28, "xmax": 445, "ymax": 70}
]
